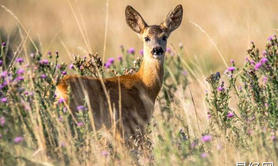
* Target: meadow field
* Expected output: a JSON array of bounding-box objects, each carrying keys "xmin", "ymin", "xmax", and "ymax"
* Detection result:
[{"xmin": 0, "ymin": 0, "xmax": 278, "ymax": 165}]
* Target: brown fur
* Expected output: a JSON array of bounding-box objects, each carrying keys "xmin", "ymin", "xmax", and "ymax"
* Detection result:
[{"xmin": 56, "ymin": 4, "xmax": 183, "ymax": 140}]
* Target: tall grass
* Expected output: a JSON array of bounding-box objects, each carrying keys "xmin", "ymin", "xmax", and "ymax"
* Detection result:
[{"xmin": 0, "ymin": 28, "xmax": 277, "ymax": 165}]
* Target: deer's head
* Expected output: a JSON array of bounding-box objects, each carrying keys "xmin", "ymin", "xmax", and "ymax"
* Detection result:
[{"xmin": 125, "ymin": 5, "xmax": 183, "ymax": 61}]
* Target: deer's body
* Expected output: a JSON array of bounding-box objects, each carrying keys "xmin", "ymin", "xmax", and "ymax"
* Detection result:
[{"xmin": 56, "ymin": 5, "xmax": 183, "ymax": 138}]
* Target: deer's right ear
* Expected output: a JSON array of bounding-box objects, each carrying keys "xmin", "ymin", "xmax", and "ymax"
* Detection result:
[{"xmin": 125, "ymin": 5, "xmax": 148, "ymax": 34}]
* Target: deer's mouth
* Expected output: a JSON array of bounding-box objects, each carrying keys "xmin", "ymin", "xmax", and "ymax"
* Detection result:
[{"xmin": 151, "ymin": 47, "xmax": 164, "ymax": 59}]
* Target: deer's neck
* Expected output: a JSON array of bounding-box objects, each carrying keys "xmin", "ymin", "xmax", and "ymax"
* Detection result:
[{"xmin": 136, "ymin": 54, "xmax": 164, "ymax": 100}]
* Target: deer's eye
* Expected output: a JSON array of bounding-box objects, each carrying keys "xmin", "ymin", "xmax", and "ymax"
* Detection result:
[
  {"xmin": 144, "ymin": 36, "xmax": 150, "ymax": 42},
  {"xmin": 162, "ymin": 35, "xmax": 167, "ymax": 41}
]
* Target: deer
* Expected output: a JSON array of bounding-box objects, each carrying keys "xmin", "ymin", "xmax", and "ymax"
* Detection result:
[{"xmin": 56, "ymin": 4, "xmax": 183, "ymax": 141}]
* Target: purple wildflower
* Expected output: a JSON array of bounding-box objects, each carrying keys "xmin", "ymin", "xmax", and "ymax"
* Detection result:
[
  {"xmin": 227, "ymin": 66, "xmax": 235, "ymax": 72},
  {"xmin": 127, "ymin": 48, "xmax": 135, "ymax": 54},
  {"xmin": 217, "ymin": 86, "xmax": 224, "ymax": 92},
  {"xmin": 0, "ymin": 117, "xmax": 5, "ymax": 126},
  {"xmin": 16, "ymin": 76, "xmax": 24, "ymax": 81},
  {"xmin": 201, "ymin": 152, "xmax": 208, "ymax": 158},
  {"xmin": 77, "ymin": 122, "xmax": 84, "ymax": 127},
  {"xmin": 207, "ymin": 112, "xmax": 211, "ymax": 119},
  {"xmin": 47, "ymin": 51, "xmax": 52, "ymax": 56},
  {"xmin": 254, "ymin": 62, "xmax": 262, "ymax": 70},
  {"xmin": 245, "ymin": 57, "xmax": 250, "ymax": 62},
  {"xmin": 40, "ymin": 59, "xmax": 49, "ymax": 65},
  {"xmin": 101, "ymin": 150, "xmax": 109, "ymax": 157},
  {"xmin": 16, "ymin": 68, "xmax": 25, "ymax": 75},
  {"xmin": 104, "ymin": 62, "xmax": 111, "ymax": 68},
  {"xmin": 262, "ymin": 50, "xmax": 267, "ymax": 56},
  {"xmin": 202, "ymin": 135, "xmax": 212, "ymax": 142},
  {"xmin": 263, "ymin": 76, "xmax": 268, "ymax": 84},
  {"xmin": 30, "ymin": 53, "xmax": 35, "ymax": 58},
  {"xmin": 69, "ymin": 64, "xmax": 74, "ymax": 69},
  {"xmin": 182, "ymin": 70, "xmax": 187, "ymax": 76},
  {"xmin": 56, "ymin": 64, "xmax": 61, "ymax": 69},
  {"xmin": 16, "ymin": 58, "xmax": 24, "ymax": 64},
  {"xmin": 268, "ymin": 35, "xmax": 273, "ymax": 41},
  {"xmin": 166, "ymin": 48, "xmax": 171, "ymax": 54},
  {"xmin": 1, "ymin": 97, "xmax": 7, "ymax": 103},
  {"xmin": 77, "ymin": 105, "xmax": 86, "ymax": 111},
  {"xmin": 139, "ymin": 49, "xmax": 144, "ymax": 56},
  {"xmin": 117, "ymin": 56, "xmax": 123, "ymax": 62},
  {"xmin": 40, "ymin": 74, "xmax": 47, "ymax": 79},
  {"xmin": 60, "ymin": 141, "xmax": 66, "ymax": 147},
  {"xmin": 14, "ymin": 136, "xmax": 24, "ymax": 143},
  {"xmin": 260, "ymin": 57, "xmax": 268, "ymax": 64},
  {"xmin": 271, "ymin": 135, "xmax": 276, "ymax": 141},
  {"xmin": 61, "ymin": 71, "xmax": 67, "ymax": 75},
  {"xmin": 58, "ymin": 116, "xmax": 63, "ymax": 122},
  {"xmin": 107, "ymin": 58, "xmax": 115, "ymax": 64},
  {"xmin": 2, "ymin": 42, "xmax": 6, "ymax": 47},
  {"xmin": 1, "ymin": 71, "xmax": 8, "ymax": 78},
  {"xmin": 0, "ymin": 60, "xmax": 3, "ymax": 66},
  {"xmin": 58, "ymin": 98, "xmax": 65, "ymax": 104},
  {"xmin": 227, "ymin": 112, "xmax": 234, "ymax": 118}
]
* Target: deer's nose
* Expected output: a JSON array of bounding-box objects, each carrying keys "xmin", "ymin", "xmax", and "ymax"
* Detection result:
[{"xmin": 151, "ymin": 47, "xmax": 164, "ymax": 55}]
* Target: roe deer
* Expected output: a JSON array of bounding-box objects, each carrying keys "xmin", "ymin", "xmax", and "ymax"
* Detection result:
[{"xmin": 56, "ymin": 4, "xmax": 183, "ymax": 139}]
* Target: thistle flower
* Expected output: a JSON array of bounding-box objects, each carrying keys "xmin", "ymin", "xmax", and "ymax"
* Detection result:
[
  {"xmin": 227, "ymin": 112, "xmax": 234, "ymax": 118},
  {"xmin": 260, "ymin": 57, "xmax": 268, "ymax": 64},
  {"xmin": 117, "ymin": 56, "xmax": 123, "ymax": 62},
  {"xmin": 58, "ymin": 98, "xmax": 65, "ymax": 104},
  {"xmin": 16, "ymin": 58, "xmax": 24, "ymax": 64},
  {"xmin": 104, "ymin": 62, "xmax": 111, "ymax": 68},
  {"xmin": 227, "ymin": 66, "xmax": 235, "ymax": 72},
  {"xmin": 40, "ymin": 74, "xmax": 47, "ymax": 79},
  {"xmin": 201, "ymin": 152, "xmax": 208, "ymax": 158},
  {"xmin": 254, "ymin": 62, "xmax": 262, "ymax": 70},
  {"xmin": 107, "ymin": 58, "xmax": 115, "ymax": 64},
  {"xmin": 16, "ymin": 76, "xmax": 24, "ymax": 81},
  {"xmin": 0, "ymin": 117, "xmax": 5, "ymax": 126},
  {"xmin": 1, "ymin": 97, "xmax": 7, "ymax": 103},
  {"xmin": 166, "ymin": 48, "xmax": 171, "ymax": 54},
  {"xmin": 0, "ymin": 60, "xmax": 3, "ymax": 66},
  {"xmin": 77, "ymin": 105, "xmax": 86, "ymax": 111},
  {"xmin": 16, "ymin": 68, "xmax": 25, "ymax": 75},
  {"xmin": 268, "ymin": 35, "xmax": 274, "ymax": 41},
  {"xmin": 0, "ymin": 71, "xmax": 8, "ymax": 78},
  {"xmin": 14, "ymin": 136, "xmax": 24, "ymax": 143},
  {"xmin": 202, "ymin": 135, "xmax": 212, "ymax": 142},
  {"xmin": 127, "ymin": 48, "xmax": 135, "ymax": 54},
  {"xmin": 101, "ymin": 151, "xmax": 109, "ymax": 157},
  {"xmin": 217, "ymin": 86, "xmax": 224, "ymax": 91},
  {"xmin": 61, "ymin": 71, "xmax": 67, "ymax": 75},
  {"xmin": 262, "ymin": 50, "xmax": 267, "ymax": 56},
  {"xmin": 69, "ymin": 64, "xmax": 74, "ymax": 69},
  {"xmin": 39, "ymin": 59, "xmax": 49, "ymax": 65},
  {"xmin": 2, "ymin": 42, "xmax": 6, "ymax": 47},
  {"xmin": 182, "ymin": 70, "xmax": 187, "ymax": 76},
  {"xmin": 77, "ymin": 122, "xmax": 84, "ymax": 127}
]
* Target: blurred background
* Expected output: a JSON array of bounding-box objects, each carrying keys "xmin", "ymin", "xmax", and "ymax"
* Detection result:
[{"xmin": 0, "ymin": 0, "xmax": 277, "ymax": 73}]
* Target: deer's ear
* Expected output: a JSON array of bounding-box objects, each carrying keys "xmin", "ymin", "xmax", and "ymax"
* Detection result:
[
  {"xmin": 161, "ymin": 4, "xmax": 183, "ymax": 34},
  {"xmin": 125, "ymin": 5, "xmax": 148, "ymax": 34}
]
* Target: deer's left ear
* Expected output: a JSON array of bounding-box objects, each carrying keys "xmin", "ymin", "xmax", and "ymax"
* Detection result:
[{"xmin": 161, "ymin": 4, "xmax": 183, "ymax": 33}]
